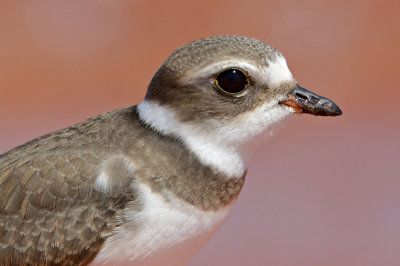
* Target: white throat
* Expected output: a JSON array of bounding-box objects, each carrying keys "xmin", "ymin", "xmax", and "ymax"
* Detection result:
[{"xmin": 137, "ymin": 100, "xmax": 293, "ymax": 178}]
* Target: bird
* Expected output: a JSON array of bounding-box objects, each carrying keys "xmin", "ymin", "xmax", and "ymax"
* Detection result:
[{"xmin": 0, "ymin": 35, "xmax": 342, "ymax": 265}]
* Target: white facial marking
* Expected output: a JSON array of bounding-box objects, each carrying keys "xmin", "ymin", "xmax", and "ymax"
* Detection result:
[
  {"xmin": 182, "ymin": 56, "xmax": 293, "ymax": 89},
  {"xmin": 262, "ymin": 55, "xmax": 294, "ymax": 87},
  {"xmin": 181, "ymin": 60, "xmax": 258, "ymax": 84},
  {"xmin": 137, "ymin": 100, "xmax": 294, "ymax": 177},
  {"xmin": 94, "ymin": 183, "xmax": 233, "ymax": 265}
]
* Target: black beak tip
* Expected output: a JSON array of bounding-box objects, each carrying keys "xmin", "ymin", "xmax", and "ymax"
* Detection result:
[
  {"xmin": 331, "ymin": 104, "xmax": 342, "ymax": 116},
  {"xmin": 324, "ymin": 101, "xmax": 342, "ymax": 116}
]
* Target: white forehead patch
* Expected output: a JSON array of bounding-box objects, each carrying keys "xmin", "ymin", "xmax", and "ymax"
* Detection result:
[{"xmin": 263, "ymin": 55, "xmax": 294, "ymax": 87}]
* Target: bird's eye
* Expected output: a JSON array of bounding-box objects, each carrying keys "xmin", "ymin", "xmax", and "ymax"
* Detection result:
[{"xmin": 214, "ymin": 68, "xmax": 250, "ymax": 95}]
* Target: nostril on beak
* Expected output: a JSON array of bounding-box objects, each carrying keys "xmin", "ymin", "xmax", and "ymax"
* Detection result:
[
  {"xmin": 294, "ymin": 92, "xmax": 308, "ymax": 101},
  {"xmin": 284, "ymin": 85, "xmax": 342, "ymax": 116}
]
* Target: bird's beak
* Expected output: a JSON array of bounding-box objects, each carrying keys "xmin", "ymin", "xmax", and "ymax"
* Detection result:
[{"xmin": 280, "ymin": 85, "xmax": 342, "ymax": 116}]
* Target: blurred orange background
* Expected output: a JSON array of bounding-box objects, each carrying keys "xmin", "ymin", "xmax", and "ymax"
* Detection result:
[{"xmin": 1, "ymin": 1, "xmax": 399, "ymax": 265}]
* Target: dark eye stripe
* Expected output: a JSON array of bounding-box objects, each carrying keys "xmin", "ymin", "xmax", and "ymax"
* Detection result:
[{"xmin": 214, "ymin": 68, "xmax": 249, "ymax": 95}]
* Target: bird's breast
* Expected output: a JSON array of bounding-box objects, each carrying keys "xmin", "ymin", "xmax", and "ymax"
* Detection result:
[{"xmin": 92, "ymin": 182, "xmax": 235, "ymax": 266}]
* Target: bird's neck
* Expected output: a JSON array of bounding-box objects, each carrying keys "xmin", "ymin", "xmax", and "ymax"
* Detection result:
[{"xmin": 137, "ymin": 100, "xmax": 253, "ymax": 178}]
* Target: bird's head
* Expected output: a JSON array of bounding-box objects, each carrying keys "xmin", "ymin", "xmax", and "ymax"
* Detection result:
[{"xmin": 138, "ymin": 36, "xmax": 342, "ymax": 177}]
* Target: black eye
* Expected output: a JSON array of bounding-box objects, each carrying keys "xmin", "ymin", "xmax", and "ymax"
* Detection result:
[{"xmin": 214, "ymin": 68, "xmax": 249, "ymax": 95}]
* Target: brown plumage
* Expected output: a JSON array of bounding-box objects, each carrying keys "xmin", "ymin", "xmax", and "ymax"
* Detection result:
[
  {"xmin": 0, "ymin": 35, "xmax": 341, "ymax": 265},
  {"xmin": 0, "ymin": 108, "xmax": 134, "ymax": 265},
  {"xmin": 0, "ymin": 107, "xmax": 244, "ymax": 265}
]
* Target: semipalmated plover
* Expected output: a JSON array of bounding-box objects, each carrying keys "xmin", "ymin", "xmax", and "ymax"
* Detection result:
[{"xmin": 0, "ymin": 35, "xmax": 341, "ymax": 265}]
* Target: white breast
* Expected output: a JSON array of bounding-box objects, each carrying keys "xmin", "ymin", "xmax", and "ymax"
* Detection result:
[{"xmin": 92, "ymin": 183, "xmax": 234, "ymax": 266}]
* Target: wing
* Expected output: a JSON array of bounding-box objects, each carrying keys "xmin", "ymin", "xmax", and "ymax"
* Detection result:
[{"xmin": 0, "ymin": 109, "xmax": 137, "ymax": 265}]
